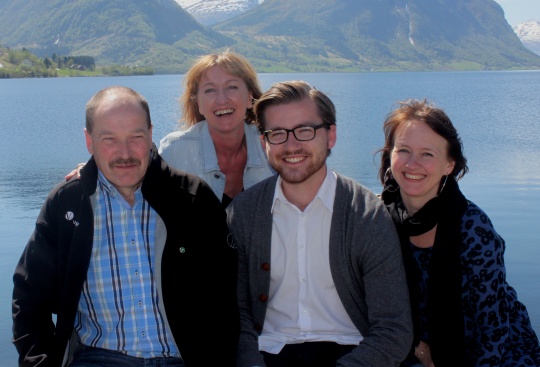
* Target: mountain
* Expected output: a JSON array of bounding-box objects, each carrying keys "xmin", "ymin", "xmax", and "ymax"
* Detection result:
[
  {"xmin": 514, "ymin": 20, "xmax": 540, "ymax": 56},
  {"xmin": 175, "ymin": 0, "xmax": 263, "ymax": 26},
  {"xmin": 214, "ymin": 0, "xmax": 540, "ymax": 72},
  {"xmin": 0, "ymin": 0, "xmax": 234, "ymax": 72},
  {"xmin": 0, "ymin": 0, "xmax": 539, "ymax": 73}
]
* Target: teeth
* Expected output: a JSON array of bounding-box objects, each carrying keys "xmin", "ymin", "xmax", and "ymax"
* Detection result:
[
  {"xmin": 285, "ymin": 157, "xmax": 304, "ymax": 163},
  {"xmin": 405, "ymin": 173, "xmax": 423, "ymax": 180},
  {"xmin": 215, "ymin": 109, "xmax": 234, "ymax": 116}
]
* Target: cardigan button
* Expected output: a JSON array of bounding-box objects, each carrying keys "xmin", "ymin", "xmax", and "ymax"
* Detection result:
[
  {"xmin": 254, "ymin": 323, "xmax": 263, "ymax": 332},
  {"xmin": 178, "ymin": 247, "xmax": 186, "ymax": 254},
  {"xmin": 259, "ymin": 294, "xmax": 268, "ymax": 302},
  {"xmin": 261, "ymin": 262, "xmax": 270, "ymax": 271}
]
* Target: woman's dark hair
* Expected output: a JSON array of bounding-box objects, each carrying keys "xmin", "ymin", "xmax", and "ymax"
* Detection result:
[{"xmin": 377, "ymin": 98, "xmax": 468, "ymax": 185}]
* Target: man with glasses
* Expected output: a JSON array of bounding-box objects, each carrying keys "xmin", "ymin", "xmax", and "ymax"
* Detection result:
[{"xmin": 226, "ymin": 80, "xmax": 413, "ymax": 367}]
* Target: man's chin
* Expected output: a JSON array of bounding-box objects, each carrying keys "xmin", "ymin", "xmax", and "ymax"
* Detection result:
[
  {"xmin": 279, "ymin": 171, "xmax": 310, "ymax": 184},
  {"xmin": 110, "ymin": 175, "xmax": 144, "ymax": 189}
]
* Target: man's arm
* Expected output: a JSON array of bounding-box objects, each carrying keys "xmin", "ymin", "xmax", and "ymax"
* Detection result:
[
  {"xmin": 331, "ymin": 179, "xmax": 413, "ymax": 367},
  {"xmin": 226, "ymin": 195, "xmax": 268, "ymax": 367},
  {"xmin": 13, "ymin": 195, "xmax": 60, "ymax": 367}
]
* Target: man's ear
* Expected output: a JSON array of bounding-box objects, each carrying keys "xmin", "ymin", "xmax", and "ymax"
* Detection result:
[
  {"xmin": 84, "ymin": 128, "xmax": 94, "ymax": 155},
  {"xmin": 260, "ymin": 134, "xmax": 266, "ymax": 151},
  {"xmin": 327, "ymin": 124, "xmax": 337, "ymax": 150}
]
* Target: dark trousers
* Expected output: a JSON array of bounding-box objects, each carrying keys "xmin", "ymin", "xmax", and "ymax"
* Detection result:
[
  {"xmin": 69, "ymin": 345, "xmax": 184, "ymax": 367},
  {"xmin": 262, "ymin": 342, "xmax": 356, "ymax": 367}
]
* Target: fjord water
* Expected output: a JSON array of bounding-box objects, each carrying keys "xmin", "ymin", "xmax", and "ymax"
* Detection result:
[{"xmin": 1, "ymin": 71, "xmax": 539, "ymax": 361}]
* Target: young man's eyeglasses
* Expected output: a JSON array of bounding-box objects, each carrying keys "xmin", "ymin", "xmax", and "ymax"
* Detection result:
[{"xmin": 263, "ymin": 123, "xmax": 331, "ymax": 145}]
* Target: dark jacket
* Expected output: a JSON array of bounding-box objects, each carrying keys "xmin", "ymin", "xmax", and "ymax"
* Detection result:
[{"xmin": 12, "ymin": 149, "xmax": 239, "ymax": 367}]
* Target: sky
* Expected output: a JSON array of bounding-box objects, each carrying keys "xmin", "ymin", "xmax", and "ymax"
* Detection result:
[{"xmin": 495, "ymin": 0, "xmax": 540, "ymax": 26}]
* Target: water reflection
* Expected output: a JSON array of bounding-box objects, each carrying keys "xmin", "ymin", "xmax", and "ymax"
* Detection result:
[{"xmin": 0, "ymin": 169, "xmax": 67, "ymax": 213}]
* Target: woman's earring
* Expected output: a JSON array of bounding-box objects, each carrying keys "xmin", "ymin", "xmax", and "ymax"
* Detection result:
[
  {"xmin": 437, "ymin": 175, "xmax": 449, "ymax": 196},
  {"xmin": 384, "ymin": 167, "xmax": 399, "ymax": 192},
  {"xmin": 384, "ymin": 167, "xmax": 393, "ymax": 180}
]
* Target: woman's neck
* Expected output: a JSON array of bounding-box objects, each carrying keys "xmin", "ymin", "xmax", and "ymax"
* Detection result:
[
  {"xmin": 209, "ymin": 125, "xmax": 246, "ymax": 157},
  {"xmin": 211, "ymin": 128, "xmax": 248, "ymax": 199},
  {"xmin": 410, "ymin": 226, "xmax": 437, "ymax": 248}
]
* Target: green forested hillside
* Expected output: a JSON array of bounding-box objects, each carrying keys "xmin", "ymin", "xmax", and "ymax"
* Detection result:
[
  {"xmin": 0, "ymin": 0, "xmax": 234, "ymax": 73},
  {"xmin": 0, "ymin": 0, "xmax": 539, "ymax": 74},
  {"xmin": 215, "ymin": 0, "xmax": 540, "ymax": 72},
  {"xmin": 0, "ymin": 45, "xmax": 153, "ymax": 78}
]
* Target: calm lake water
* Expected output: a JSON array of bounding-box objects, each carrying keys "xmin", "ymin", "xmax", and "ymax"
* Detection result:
[{"xmin": 1, "ymin": 71, "xmax": 540, "ymax": 362}]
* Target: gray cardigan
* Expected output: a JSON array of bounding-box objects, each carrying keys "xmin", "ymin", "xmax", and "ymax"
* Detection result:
[{"xmin": 226, "ymin": 172, "xmax": 413, "ymax": 367}]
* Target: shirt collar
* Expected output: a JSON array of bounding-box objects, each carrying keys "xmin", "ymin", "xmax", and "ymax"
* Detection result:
[
  {"xmin": 200, "ymin": 120, "xmax": 220, "ymax": 171},
  {"xmin": 97, "ymin": 170, "xmax": 142, "ymax": 207},
  {"xmin": 271, "ymin": 167, "xmax": 336, "ymax": 213}
]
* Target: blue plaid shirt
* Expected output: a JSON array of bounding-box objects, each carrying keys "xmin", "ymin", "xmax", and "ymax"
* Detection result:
[{"xmin": 75, "ymin": 171, "xmax": 179, "ymax": 358}]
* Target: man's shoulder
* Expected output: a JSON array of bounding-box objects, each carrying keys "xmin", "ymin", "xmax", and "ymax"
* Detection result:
[
  {"xmin": 158, "ymin": 161, "xmax": 208, "ymax": 188},
  {"xmin": 229, "ymin": 174, "xmax": 277, "ymax": 208},
  {"xmin": 48, "ymin": 177, "xmax": 83, "ymax": 198},
  {"xmin": 333, "ymin": 172, "xmax": 386, "ymax": 208},
  {"xmin": 36, "ymin": 177, "xmax": 89, "ymax": 220},
  {"xmin": 334, "ymin": 172, "xmax": 371, "ymax": 193},
  {"xmin": 241, "ymin": 174, "xmax": 277, "ymax": 196},
  {"xmin": 144, "ymin": 152, "xmax": 213, "ymax": 199},
  {"xmin": 167, "ymin": 165, "xmax": 207, "ymax": 186},
  {"xmin": 56, "ymin": 163, "xmax": 100, "ymax": 197}
]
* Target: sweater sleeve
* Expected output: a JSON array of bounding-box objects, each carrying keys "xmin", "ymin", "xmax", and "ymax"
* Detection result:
[
  {"xmin": 460, "ymin": 202, "xmax": 538, "ymax": 366},
  {"xmin": 331, "ymin": 177, "xmax": 413, "ymax": 367}
]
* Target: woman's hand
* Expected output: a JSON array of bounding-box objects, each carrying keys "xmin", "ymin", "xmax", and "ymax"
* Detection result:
[
  {"xmin": 415, "ymin": 340, "xmax": 435, "ymax": 367},
  {"xmin": 65, "ymin": 163, "xmax": 85, "ymax": 181}
]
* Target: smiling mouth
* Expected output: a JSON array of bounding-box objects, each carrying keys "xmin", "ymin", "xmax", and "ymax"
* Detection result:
[
  {"xmin": 404, "ymin": 173, "xmax": 424, "ymax": 180},
  {"xmin": 284, "ymin": 156, "xmax": 305, "ymax": 163},
  {"xmin": 215, "ymin": 108, "xmax": 234, "ymax": 116}
]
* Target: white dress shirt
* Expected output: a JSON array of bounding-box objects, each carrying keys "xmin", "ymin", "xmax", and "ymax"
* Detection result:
[{"xmin": 259, "ymin": 168, "xmax": 363, "ymax": 354}]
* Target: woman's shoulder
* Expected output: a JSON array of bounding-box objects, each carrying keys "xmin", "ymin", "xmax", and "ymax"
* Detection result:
[
  {"xmin": 460, "ymin": 200, "xmax": 504, "ymax": 251},
  {"xmin": 244, "ymin": 122, "xmax": 260, "ymax": 134},
  {"xmin": 461, "ymin": 200, "xmax": 493, "ymax": 228},
  {"xmin": 159, "ymin": 121, "xmax": 206, "ymax": 153},
  {"xmin": 161, "ymin": 121, "xmax": 205, "ymax": 142}
]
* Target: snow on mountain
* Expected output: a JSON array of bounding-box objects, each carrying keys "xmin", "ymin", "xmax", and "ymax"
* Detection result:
[
  {"xmin": 175, "ymin": 1, "xmax": 540, "ymax": 57},
  {"xmin": 175, "ymin": 0, "xmax": 264, "ymax": 25},
  {"xmin": 175, "ymin": 0, "xmax": 202, "ymax": 7},
  {"xmin": 514, "ymin": 20, "xmax": 540, "ymax": 56}
]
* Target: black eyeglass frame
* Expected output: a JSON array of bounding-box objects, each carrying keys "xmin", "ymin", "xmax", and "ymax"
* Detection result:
[{"xmin": 263, "ymin": 122, "xmax": 331, "ymax": 145}]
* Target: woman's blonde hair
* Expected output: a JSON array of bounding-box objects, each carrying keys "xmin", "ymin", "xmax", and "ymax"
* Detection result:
[{"xmin": 180, "ymin": 49, "xmax": 262, "ymax": 128}]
